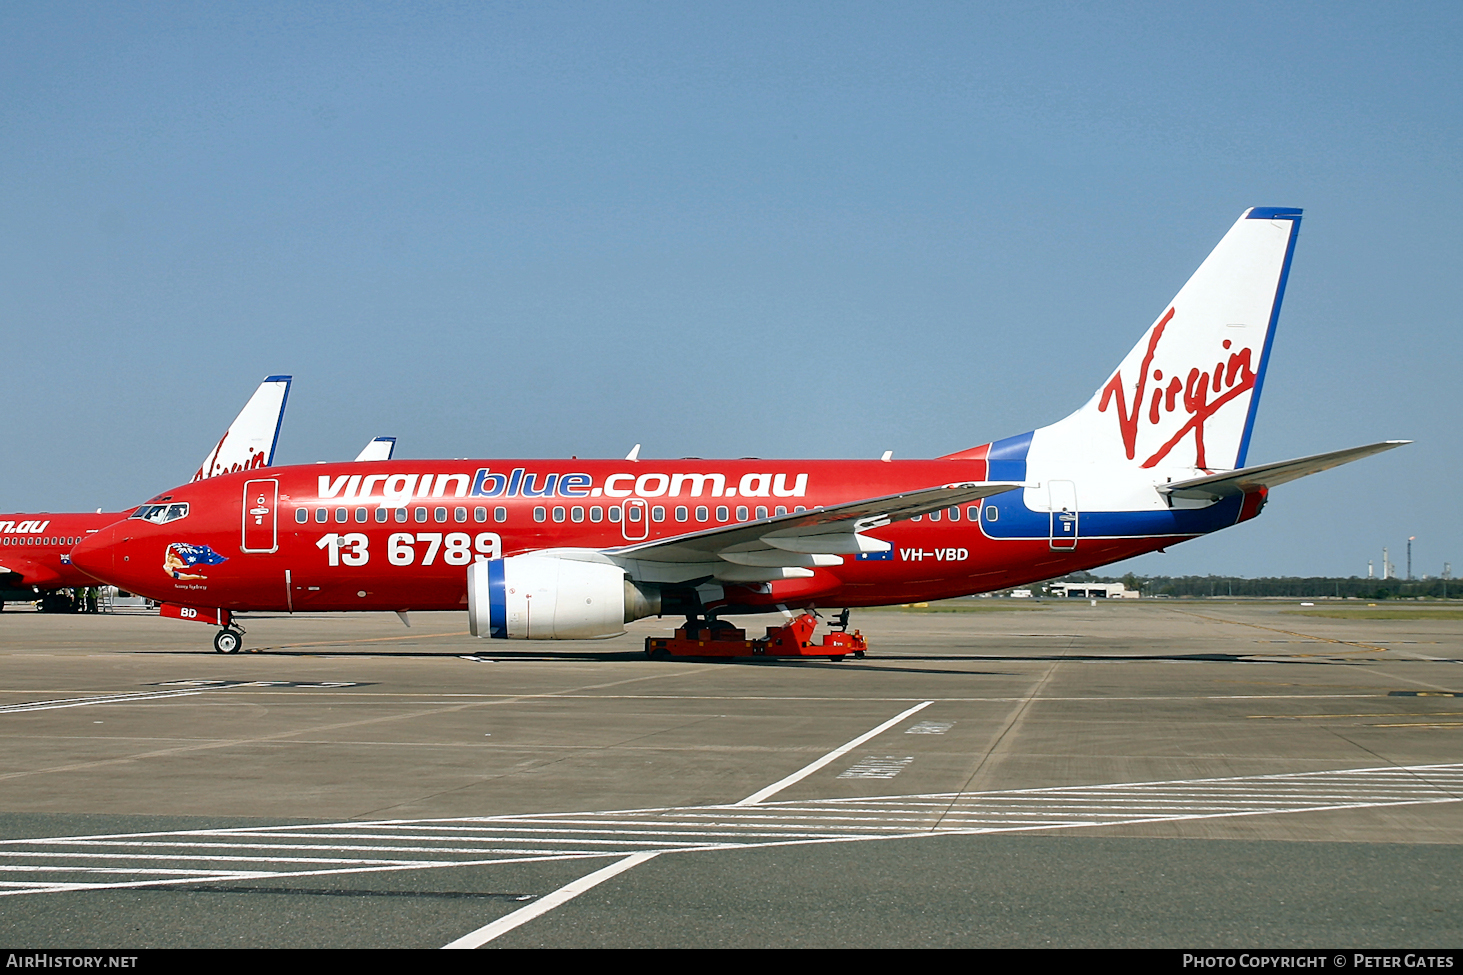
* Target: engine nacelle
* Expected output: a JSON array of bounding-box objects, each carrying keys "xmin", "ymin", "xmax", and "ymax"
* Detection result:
[{"xmin": 467, "ymin": 555, "xmax": 660, "ymax": 640}]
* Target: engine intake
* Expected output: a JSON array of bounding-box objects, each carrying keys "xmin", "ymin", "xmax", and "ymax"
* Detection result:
[{"xmin": 467, "ymin": 555, "xmax": 660, "ymax": 640}]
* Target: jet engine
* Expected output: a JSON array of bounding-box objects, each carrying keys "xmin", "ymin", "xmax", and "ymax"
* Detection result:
[{"xmin": 467, "ymin": 555, "xmax": 661, "ymax": 640}]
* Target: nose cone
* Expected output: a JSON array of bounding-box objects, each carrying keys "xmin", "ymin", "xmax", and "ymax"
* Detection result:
[{"xmin": 71, "ymin": 524, "xmax": 119, "ymax": 584}]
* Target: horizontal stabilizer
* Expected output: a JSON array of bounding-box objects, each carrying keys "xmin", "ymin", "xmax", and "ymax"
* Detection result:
[{"xmin": 1157, "ymin": 441, "xmax": 1410, "ymax": 503}]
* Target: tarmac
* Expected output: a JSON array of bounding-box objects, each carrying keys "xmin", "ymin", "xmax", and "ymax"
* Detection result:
[{"xmin": 1, "ymin": 599, "xmax": 1460, "ymax": 948}]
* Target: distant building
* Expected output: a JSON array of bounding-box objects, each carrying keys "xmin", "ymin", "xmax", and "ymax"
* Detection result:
[{"xmin": 1049, "ymin": 582, "xmax": 1138, "ymax": 599}]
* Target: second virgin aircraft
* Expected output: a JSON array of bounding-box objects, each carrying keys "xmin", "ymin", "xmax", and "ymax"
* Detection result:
[{"xmin": 71, "ymin": 208, "xmax": 1406, "ymax": 652}]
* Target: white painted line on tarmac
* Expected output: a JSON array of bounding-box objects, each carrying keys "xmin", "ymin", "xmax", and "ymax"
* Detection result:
[
  {"xmin": 838, "ymin": 756, "xmax": 914, "ymax": 779},
  {"xmin": 436, "ymin": 700, "xmax": 935, "ymax": 945},
  {"xmin": 7, "ymin": 760, "xmax": 1461, "ymax": 904},
  {"xmin": 441, "ymin": 850, "xmax": 662, "ymax": 949},
  {"xmin": 0, "ymin": 690, "xmax": 205, "ymax": 714},
  {"xmin": 734, "ymin": 700, "xmax": 933, "ymax": 806}
]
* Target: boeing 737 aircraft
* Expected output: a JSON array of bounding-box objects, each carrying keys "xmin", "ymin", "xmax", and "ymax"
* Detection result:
[{"xmin": 71, "ymin": 209, "xmax": 1406, "ymax": 651}]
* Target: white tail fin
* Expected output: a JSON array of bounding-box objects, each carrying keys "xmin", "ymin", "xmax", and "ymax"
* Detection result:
[
  {"xmin": 192, "ymin": 376, "xmax": 292, "ymax": 481},
  {"xmin": 1032, "ymin": 208, "xmax": 1301, "ymax": 477},
  {"xmin": 354, "ymin": 437, "xmax": 397, "ymax": 462}
]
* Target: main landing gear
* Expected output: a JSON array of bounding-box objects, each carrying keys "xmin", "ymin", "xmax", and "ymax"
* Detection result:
[
  {"xmin": 213, "ymin": 627, "xmax": 244, "ymax": 654},
  {"xmin": 645, "ymin": 609, "xmax": 867, "ymax": 660}
]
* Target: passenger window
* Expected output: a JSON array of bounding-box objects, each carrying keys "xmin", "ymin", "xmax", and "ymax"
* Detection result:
[
  {"xmin": 552, "ymin": 506, "xmax": 566, "ymax": 523},
  {"xmin": 735, "ymin": 506, "xmax": 748, "ymax": 521},
  {"xmin": 355, "ymin": 507, "xmax": 368, "ymax": 523},
  {"xmin": 571, "ymin": 506, "xmax": 585, "ymax": 523},
  {"xmin": 985, "ymin": 505, "xmax": 999, "ymax": 522},
  {"xmin": 533, "ymin": 507, "xmax": 547, "ymax": 523},
  {"xmin": 628, "ymin": 506, "xmax": 642, "ymax": 522},
  {"xmin": 336, "ymin": 508, "xmax": 349, "ymax": 523},
  {"xmin": 696, "ymin": 506, "xmax": 709, "ymax": 522},
  {"xmin": 755, "ymin": 506, "xmax": 767, "ymax": 519},
  {"xmin": 295, "ymin": 508, "xmax": 308, "ymax": 524},
  {"xmin": 395, "ymin": 508, "xmax": 409, "ymax": 523},
  {"xmin": 911, "ymin": 514, "xmax": 922, "ymax": 522},
  {"xmin": 929, "ymin": 510, "xmax": 941, "ymax": 522},
  {"xmin": 474, "ymin": 507, "xmax": 487, "ymax": 523},
  {"xmin": 948, "ymin": 506, "xmax": 960, "ymax": 521},
  {"xmin": 967, "ymin": 506, "xmax": 980, "ymax": 521},
  {"xmin": 414, "ymin": 508, "xmax": 428, "ymax": 523},
  {"xmin": 794, "ymin": 506, "xmax": 806, "ymax": 513},
  {"xmin": 775, "ymin": 506, "xmax": 787, "ymax": 516},
  {"xmin": 494, "ymin": 507, "xmax": 507, "ymax": 523},
  {"xmin": 454, "ymin": 507, "xmax": 468, "ymax": 523},
  {"xmin": 608, "ymin": 506, "xmax": 622, "ymax": 523},
  {"xmin": 375, "ymin": 508, "xmax": 388, "ymax": 523},
  {"xmin": 674, "ymin": 506, "xmax": 688, "ymax": 522},
  {"xmin": 651, "ymin": 506, "xmax": 665, "ymax": 522},
  {"xmin": 716, "ymin": 506, "xmax": 729, "ymax": 521},
  {"xmin": 434, "ymin": 507, "xmax": 448, "ymax": 523},
  {"xmin": 590, "ymin": 506, "xmax": 603, "ymax": 522}
]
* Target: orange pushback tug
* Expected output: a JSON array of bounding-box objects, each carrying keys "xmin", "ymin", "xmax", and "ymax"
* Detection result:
[{"xmin": 645, "ymin": 612, "xmax": 867, "ymax": 660}]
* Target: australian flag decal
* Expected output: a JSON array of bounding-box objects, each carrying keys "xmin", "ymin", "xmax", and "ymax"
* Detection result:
[{"xmin": 164, "ymin": 542, "xmax": 228, "ymax": 581}]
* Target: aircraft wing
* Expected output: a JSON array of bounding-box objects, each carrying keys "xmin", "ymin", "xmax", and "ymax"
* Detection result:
[
  {"xmin": 192, "ymin": 376, "xmax": 292, "ymax": 481},
  {"xmin": 354, "ymin": 437, "xmax": 397, "ymax": 462},
  {"xmin": 1157, "ymin": 441, "xmax": 1410, "ymax": 503},
  {"xmin": 599, "ymin": 481, "xmax": 1020, "ymax": 584}
]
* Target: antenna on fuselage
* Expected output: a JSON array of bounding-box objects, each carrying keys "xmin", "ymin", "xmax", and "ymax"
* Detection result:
[{"xmin": 625, "ymin": 444, "xmax": 641, "ymax": 462}]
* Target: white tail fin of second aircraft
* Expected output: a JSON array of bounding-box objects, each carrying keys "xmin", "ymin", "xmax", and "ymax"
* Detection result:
[
  {"xmin": 354, "ymin": 437, "xmax": 397, "ymax": 462},
  {"xmin": 192, "ymin": 376, "xmax": 292, "ymax": 481},
  {"xmin": 1030, "ymin": 208, "xmax": 1302, "ymax": 481}
]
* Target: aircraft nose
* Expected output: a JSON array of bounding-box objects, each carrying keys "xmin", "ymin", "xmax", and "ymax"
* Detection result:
[{"xmin": 71, "ymin": 524, "xmax": 119, "ymax": 583}]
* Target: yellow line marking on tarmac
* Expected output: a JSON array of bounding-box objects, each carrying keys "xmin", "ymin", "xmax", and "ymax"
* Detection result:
[
  {"xmin": 1249, "ymin": 712, "xmax": 1463, "ymax": 719},
  {"xmin": 246, "ymin": 631, "xmax": 468, "ymax": 651},
  {"xmin": 1367, "ymin": 722, "xmax": 1463, "ymax": 729},
  {"xmin": 1172, "ymin": 609, "xmax": 1390, "ymax": 653}
]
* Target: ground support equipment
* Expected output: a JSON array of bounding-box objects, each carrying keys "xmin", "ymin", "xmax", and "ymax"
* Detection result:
[{"xmin": 645, "ymin": 612, "xmax": 866, "ymax": 660}]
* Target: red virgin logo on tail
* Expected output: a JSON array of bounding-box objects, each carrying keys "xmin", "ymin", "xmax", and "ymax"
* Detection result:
[{"xmin": 1098, "ymin": 307, "xmax": 1255, "ymax": 470}]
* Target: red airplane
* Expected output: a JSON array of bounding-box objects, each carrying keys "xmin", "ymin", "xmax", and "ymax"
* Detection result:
[
  {"xmin": 0, "ymin": 376, "xmax": 293, "ymax": 612},
  {"xmin": 2, "ymin": 378, "xmax": 396, "ymax": 613},
  {"xmin": 72, "ymin": 209, "xmax": 1406, "ymax": 654}
]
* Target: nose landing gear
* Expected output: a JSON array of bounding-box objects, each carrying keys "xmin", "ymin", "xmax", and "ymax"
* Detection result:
[{"xmin": 213, "ymin": 628, "xmax": 244, "ymax": 654}]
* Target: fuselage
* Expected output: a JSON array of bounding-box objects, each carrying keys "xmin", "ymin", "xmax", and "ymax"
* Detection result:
[
  {"xmin": 71, "ymin": 455, "xmax": 1265, "ymax": 617},
  {"xmin": 1, "ymin": 511, "xmax": 132, "ymax": 592}
]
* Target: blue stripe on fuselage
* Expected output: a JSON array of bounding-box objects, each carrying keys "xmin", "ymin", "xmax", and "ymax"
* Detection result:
[
  {"xmin": 986, "ymin": 431, "xmax": 1033, "ymax": 482},
  {"xmin": 969, "ymin": 428, "xmax": 1242, "ymax": 538},
  {"xmin": 976, "ymin": 488, "xmax": 1243, "ymax": 539}
]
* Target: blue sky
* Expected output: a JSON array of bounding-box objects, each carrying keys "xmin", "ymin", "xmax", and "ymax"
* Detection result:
[{"xmin": 2, "ymin": 2, "xmax": 1459, "ymax": 578}]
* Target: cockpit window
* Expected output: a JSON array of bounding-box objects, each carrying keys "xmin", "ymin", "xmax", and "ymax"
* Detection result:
[{"xmin": 130, "ymin": 503, "xmax": 190, "ymax": 524}]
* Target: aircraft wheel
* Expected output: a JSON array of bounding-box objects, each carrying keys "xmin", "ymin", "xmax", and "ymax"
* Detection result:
[
  {"xmin": 213, "ymin": 629, "xmax": 242, "ymax": 654},
  {"xmin": 853, "ymin": 650, "xmax": 865, "ymax": 658}
]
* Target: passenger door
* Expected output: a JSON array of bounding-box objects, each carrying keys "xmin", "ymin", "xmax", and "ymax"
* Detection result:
[
  {"xmin": 1048, "ymin": 480, "xmax": 1078, "ymax": 551},
  {"xmin": 242, "ymin": 479, "xmax": 279, "ymax": 553}
]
